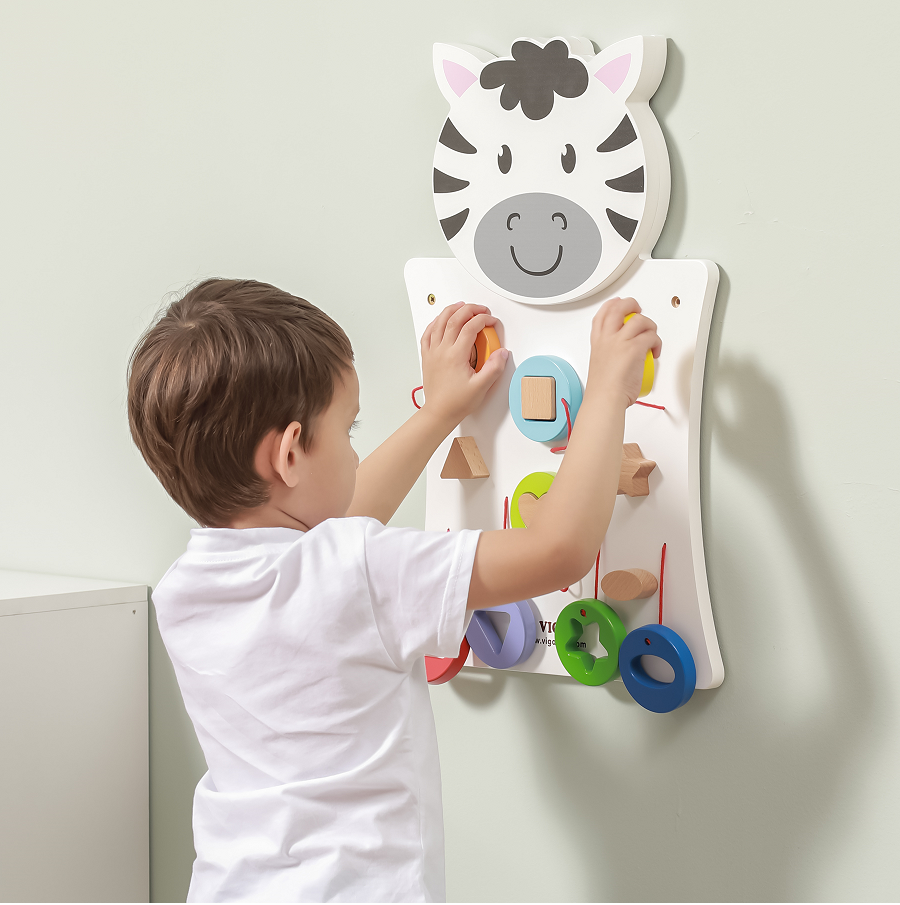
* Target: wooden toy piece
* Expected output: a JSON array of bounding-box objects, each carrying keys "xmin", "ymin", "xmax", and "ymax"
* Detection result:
[
  {"xmin": 554, "ymin": 600, "xmax": 627, "ymax": 686},
  {"xmin": 623, "ymin": 313, "xmax": 655, "ymax": 397},
  {"xmin": 619, "ymin": 624, "xmax": 696, "ymax": 712},
  {"xmin": 425, "ymin": 637, "xmax": 470, "ymax": 684},
  {"xmin": 510, "ymin": 471, "xmax": 556, "ymax": 528},
  {"xmin": 601, "ymin": 568, "xmax": 658, "ymax": 601},
  {"xmin": 516, "ymin": 492, "xmax": 541, "ymax": 527},
  {"xmin": 467, "ymin": 600, "xmax": 537, "ymax": 669},
  {"xmin": 520, "ymin": 376, "xmax": 556, "ymax": 421},
  {"xmin": 440, "ymin": 436, "xmax": 489, "ymax": 479},
  {"xmin": 509, "ymin": 356, "xmax": 582, "ymax": 443},
  {"xmin": 471, "ymin": 325, "xmax": 501, "ymax": 372},
  {"xmin": 618, "ymin": 442, "xmax": 656, "ymax": 496}
]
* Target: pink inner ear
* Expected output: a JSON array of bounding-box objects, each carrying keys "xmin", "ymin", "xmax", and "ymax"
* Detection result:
[
  {"xmin": 595, "ymin": 53, "xmax": 632, "ymax": 93},
  {"xmin": 443, "ymin": 59, "xmax": 478, "ymax": 97}
]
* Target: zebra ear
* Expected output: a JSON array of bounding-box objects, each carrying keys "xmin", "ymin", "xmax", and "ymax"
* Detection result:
[
  {"xmin": 589, "ymin": 36, "xmax": 667, "ymax": 102},
  {"xmin": 433, "ymin": 43, "xmax": 495, "ymax": 106}
]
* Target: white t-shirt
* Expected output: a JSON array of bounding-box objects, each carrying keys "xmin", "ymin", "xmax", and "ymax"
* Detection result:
[{"xmin": 152, "ymin": 518, "xmax": 480, "ymax": 903}]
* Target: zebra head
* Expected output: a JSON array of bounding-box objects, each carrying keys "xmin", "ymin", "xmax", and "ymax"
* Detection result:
[{"xmin": 432, "ymin": 36, "xmax": 670, "ymax": 306}]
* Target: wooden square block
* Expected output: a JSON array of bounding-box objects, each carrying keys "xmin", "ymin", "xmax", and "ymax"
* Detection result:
[{"xmin": 521, "ymin": 376, "xmax": 556, "ymax": 421}]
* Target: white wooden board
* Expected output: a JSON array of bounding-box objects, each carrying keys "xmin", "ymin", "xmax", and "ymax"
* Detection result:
[
  {"xmin": 405, "ymin": 35, "xmax": 724, "ymax": 694},
  {"xmin": 406, "ymin": 256, "xmax": 723, "ymax": 689}
]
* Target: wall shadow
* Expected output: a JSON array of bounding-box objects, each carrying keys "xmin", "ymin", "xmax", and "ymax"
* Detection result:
[{"xmin": 512, "ymin": 289, "xmax": 877, "ymax": 898}]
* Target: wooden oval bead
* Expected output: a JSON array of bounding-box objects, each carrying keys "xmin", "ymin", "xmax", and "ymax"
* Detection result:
[{"xmin": 600, "ymin": 568, "xmax": 658, "ymax": 601}]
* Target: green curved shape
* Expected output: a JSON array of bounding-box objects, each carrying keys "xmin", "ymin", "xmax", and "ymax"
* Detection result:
[
  {"xmin": 510, "ymin": 471, "xmax": 557, "ymax": 528},
  {"xmin": 554, "ymin": 600, "xmax": 627, "ymax": 686}
]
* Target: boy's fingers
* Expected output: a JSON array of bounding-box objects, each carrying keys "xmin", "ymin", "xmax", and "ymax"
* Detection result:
[
  {"xmin": 630, "ymin": 321, "xmax": 661, "ymax": 359},
  {"xmin": 472, "ymin": 346, "xmax": 509, "ymax": 387},
  {"xmin": 594, "ymin": 296, "xmax": 639, "ymax": 331},
  {"xmin": 457, "ymin": 313, "xmax": 499, "ymax": 350},
  {"xmin": 444, "ymin": 303, "xmax": 492, "ymax": 344},
  {"xmin": 420, "ymin": 323, "xmax": 433, "ymax": 352},
  {"xmin": 429, "ymin": 302, "xmax": 465, "ymax": 344},
  {"xmin": 620, "ymin": 312, "xmax": 655, "ymax": 340}
]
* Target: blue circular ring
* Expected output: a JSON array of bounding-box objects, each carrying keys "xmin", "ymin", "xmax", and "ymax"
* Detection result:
[
  {"xmin": 619, "ymin": 624, "xmax": 697, "ymax": 713},
  {"xmin": 509, "ymin": 355, "xmax": 583, "ymax": 443}
]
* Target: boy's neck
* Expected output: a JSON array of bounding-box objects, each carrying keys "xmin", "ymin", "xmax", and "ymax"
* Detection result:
[{"xmin": 227, "ymin": 505, "xmax": 313, "ymax": 532}]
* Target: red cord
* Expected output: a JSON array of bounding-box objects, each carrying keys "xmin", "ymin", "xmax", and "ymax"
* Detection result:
[
  {"xmin": 550, "ymin": 398, "xmax": 573, "ymax": 453},
  {"xmin": 594, "ymin": 549, "xmax": 601, "ymax": 599},
  {"xmin": 658, "ymin": 542, "xmax": 667, "ymax": 625},
  {"xmin": 503, "ymin": 496, "xmax": 509, "ymax": 530},
  {"xmin": 635, "ymin": 400, "xmax": 666, "ymax": 410},
  {"xmin": 411, "ymin": 386, "xmax": 424, "ymax": 409}
]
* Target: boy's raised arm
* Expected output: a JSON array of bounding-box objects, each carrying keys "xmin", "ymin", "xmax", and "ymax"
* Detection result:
[
  {"xmin": 467, "ymin": 297, "xmax": 660, "ymax": 609},
  {"xmin": 346, "ymin": 303, "xmax": 508, "ymax": 524}
]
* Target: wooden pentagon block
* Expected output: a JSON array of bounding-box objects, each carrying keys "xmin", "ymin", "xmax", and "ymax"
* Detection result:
[
  {"xmin": 440, "ymin": 436, "xmax": 489, "ymax": 479},
  {"xmin": 601, "ymin": 568, "xmax": 659, "ymax": 601},
  {"xmin": 521, "ymin": 376, "xmax": 556, "ymax": 421},
  {"xmin": 618, "ymin": 442, "xmax": 657, "ymax": 496}
]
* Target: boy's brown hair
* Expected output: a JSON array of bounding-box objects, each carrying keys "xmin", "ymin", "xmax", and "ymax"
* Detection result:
[{"xmin": 128, "ymin": 278, "xmax": 354, "ymax": 527}]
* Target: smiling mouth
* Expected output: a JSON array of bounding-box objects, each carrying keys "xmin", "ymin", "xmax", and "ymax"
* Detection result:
[{"xmin": 510, "ymin": 245, "xmax": 563, "ymax": 276}]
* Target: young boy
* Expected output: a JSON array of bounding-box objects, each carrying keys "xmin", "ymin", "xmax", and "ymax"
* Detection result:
[{"xmin": 128, "ymin": 277, "xmax": 659, "ymax": 902}]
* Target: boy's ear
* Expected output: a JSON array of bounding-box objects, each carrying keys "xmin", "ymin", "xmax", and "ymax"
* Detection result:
[{"xmin": 274, "ymin": 422, "xmax": 303, "ymax": 488}]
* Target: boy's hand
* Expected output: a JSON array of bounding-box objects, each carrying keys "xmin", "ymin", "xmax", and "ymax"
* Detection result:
[
  {"xmin": 420, "ymin": 302, "xmax": 509, "ymax": 427},
  {"xmin": 587, "ymin": 297, "xmax": 661, "ymax": 407}
]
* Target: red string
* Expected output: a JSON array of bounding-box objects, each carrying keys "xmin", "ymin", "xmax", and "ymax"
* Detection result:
[
  {"xmin": 411, "ymin": 386, "xmax": 424, "ymax": 409},
  {"xmin": 594, "ymin": 549, "xmax": 601, "ymax": 599},
  {"xmin": 658, "ymin": 542, "xmax": 667, "ymax": 625},
  {"xmin": 550, "ymin": 398, "xmax": 573, "ymax": 453},
  {"xmin": 503, "ymin": 496, "xmax": 509, "ymax": 530},
  {"xmin": 635, "ymin": 400, "xmax": 666, "ymax": 410}
]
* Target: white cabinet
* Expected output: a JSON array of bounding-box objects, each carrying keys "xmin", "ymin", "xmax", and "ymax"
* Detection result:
[{"xmin": 0, "ymin": 571, "xmax": 149, "ymax": 903}]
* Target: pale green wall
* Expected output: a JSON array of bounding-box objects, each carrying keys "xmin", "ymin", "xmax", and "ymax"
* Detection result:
[{"xmin": 1, "ymin": 1, "xmax": 898, "ymax": 901}]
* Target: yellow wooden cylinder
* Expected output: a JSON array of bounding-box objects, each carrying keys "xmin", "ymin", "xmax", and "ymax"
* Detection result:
[{"xmin": 623, "ymin": 314, "xmax": 655, "ymax": 397}]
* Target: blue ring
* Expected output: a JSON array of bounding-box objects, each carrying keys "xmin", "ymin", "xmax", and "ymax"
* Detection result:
[
  {"xmin": 509, "ymin": 355, "xmax": 583, "ymax": 443},
  {"xmin": 619, "ymin": 624, "xmax": 697, "ymax": 713},
  {"xmin": 466, "ymin": 600, "xmax": 537, "ymax": 669}
]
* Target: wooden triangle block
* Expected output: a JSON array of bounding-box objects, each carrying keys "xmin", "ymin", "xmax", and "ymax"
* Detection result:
[
  {"xmin": 440, "ymin": 436, "xmax": 490, "ymax": 479},
  {"xmin": 618, "ymin": 442, "xmax": 656, "ymax": 496}
]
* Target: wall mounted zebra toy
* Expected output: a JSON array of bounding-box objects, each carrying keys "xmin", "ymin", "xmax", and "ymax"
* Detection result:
[
  {"xmin": 405, "ymin": 36, "xmax": 724, "ymax": 704},
  {"xmin": 432, "ymin": 35, "xmax": 668, "ymax": 305}
]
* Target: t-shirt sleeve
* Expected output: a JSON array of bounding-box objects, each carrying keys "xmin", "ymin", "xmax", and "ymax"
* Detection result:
[{"xmin": 361, "ymin": 519, "xmax": 480, "ymax": 668}]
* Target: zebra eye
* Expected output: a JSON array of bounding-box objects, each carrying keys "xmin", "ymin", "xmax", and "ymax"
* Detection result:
[
  {"xmin": 562, "ymin": 144, "xmax": 576, "ymax": 173},
  {"xmin": 498, "ymin": 144, "xmax": 512, "ymax": 174}
]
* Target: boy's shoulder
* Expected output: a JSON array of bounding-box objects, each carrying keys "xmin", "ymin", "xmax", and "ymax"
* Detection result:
[{"xmin": 154, "ymin": 517, "xmax": 425, "ymax": 597}]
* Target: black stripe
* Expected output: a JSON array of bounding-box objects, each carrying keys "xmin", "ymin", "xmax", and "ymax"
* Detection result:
[
  {"xmin": 597, "ymin": 115, "xmax": 637, "ymax": 152},
  {"xmin": 439, "ymin": 119, "xmax": 477, "ymax": 154},
  {"xmin": 440, "ymin": 209, "xmax": 469, "ymax": 240},
  {"xmin": 605, "ymin": 167, "xmax": 644, "ymax": 193},
  {"xmin": 434, "ymin": 168, "xmax": 470, "ymax": 193},
  {"xmin": 607, "ymin": 209, "xmax": 638, "ymax": 241}
]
